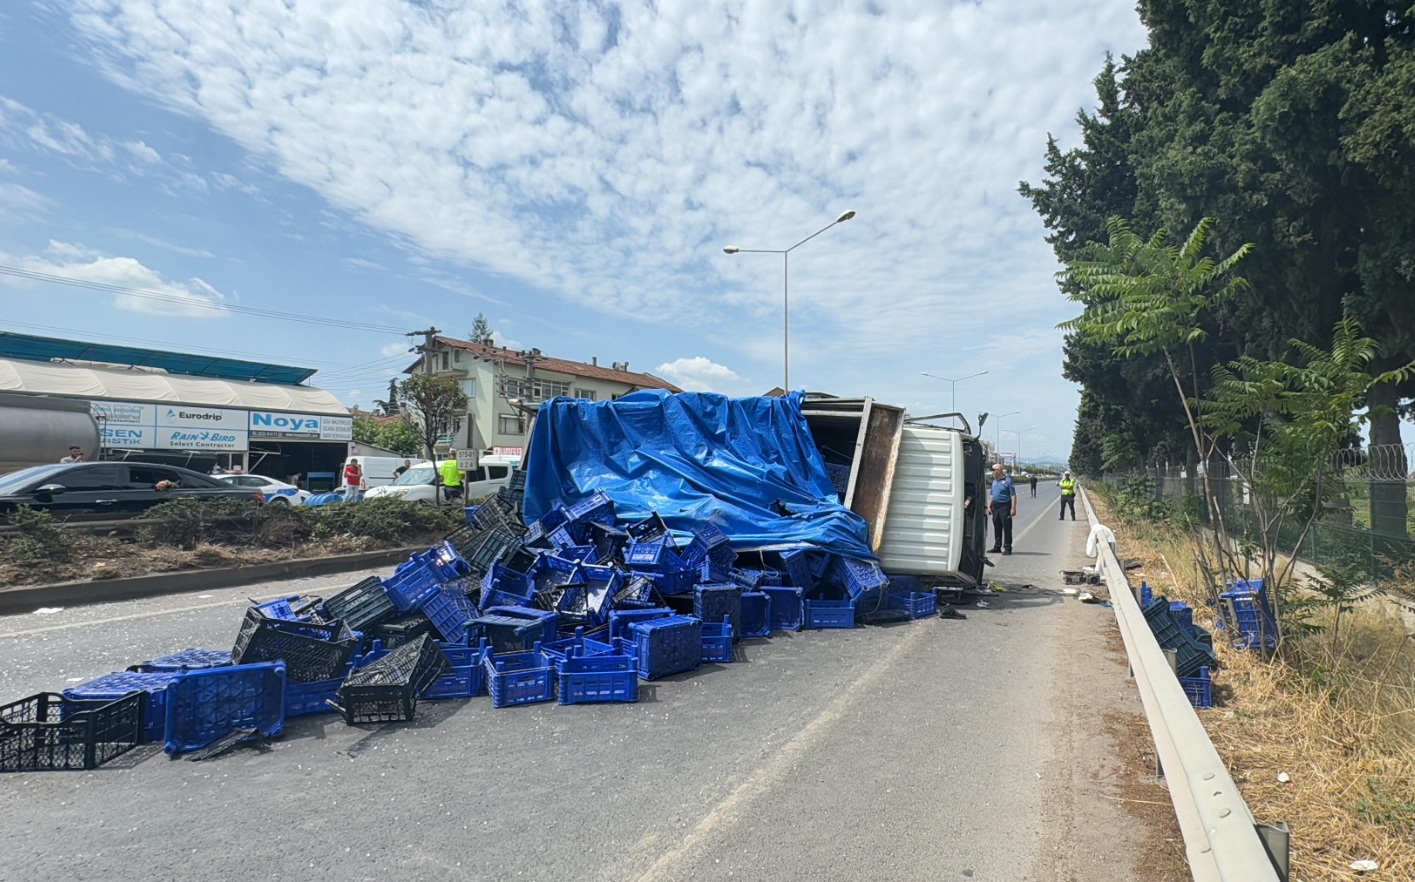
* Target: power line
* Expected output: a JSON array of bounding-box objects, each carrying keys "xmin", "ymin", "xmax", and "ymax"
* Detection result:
[{"xmin": 0, "ymin": 264, "xmax": 409, "ymax": 334}]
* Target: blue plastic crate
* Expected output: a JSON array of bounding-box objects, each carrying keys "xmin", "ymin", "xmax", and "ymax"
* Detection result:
[
  {"xmin": 608, "ymin": 607, "xmax": 674, "ymax": 642},
  {"xmin": 808, "ymin": 551, "xmax": 833, "ymax": 580},
  {"xmin": 804, "ymin": 599, "xmax": 855, "ymax": 629},
  {"xmin": 64, "ymin": 670, "xmax": 182, "ymax": 743},
  {"xmin": 533, "ymin": 555, "xmax": 583, "ymax": 592},
  {"xmin": 464, "ymin": 505, "xmax": 480, "ymax": 525},
  {"xmin": 730, "ymin": 568, "xmax": 783, "ymax": 590},
  {"xmin": 566, "ymin": 491, "xmax": 616, "ymax": 526},
  {"xmin": 886, "ymin": 573, "xmax": 919, "ymax": 593},
  {"xmin": 701, "ymin": 620, "xmax": 734, "ymax": 663},
  {"xmin": 284, "ymin": 677, "xmax": 342, "ymax": 717},
  {"xmin": 164, "ymin": 662, "xmax": 286, "ymax": 755},
  {"xmin": 1179, "ymin": 666, "xmax": 1213, "ymax": 709},
  {"xmin": 1169, "ymin": 601, "xmax": 1195, "ymax": 638},
  {"xmin": 1220, "ymin": 585, "xmax": 1278, "ymax": 650},
  {"xmin": 739, "ymin": 591, "xmax": 771, "ymax": 638},
  {"xmin": 423, "ymin": 661, "xmax": 486, "ymax": 700},
  {"xmin": 556, "ymin": 651, "xmax": 638, "ymax": 704},
  {"xmin": 1140, "ymin": 581, "xmax": 1153, "ymax": 605},
  {"xmin": 886, "ymin": 591, "xmax": 937, "ymax": 619},
  {"xmin": 624, "ymin": 538, "xmax": 682, "ymax": 573},
  {"xmin": 130, "ymin": 648, "xmax": 233, "ymax": 672},
  {"xmin": 383, "ymin": 563, "xmax": 443, "ymax": 614},
  {"xmin": 483, "ymin": 650, "xmax": 555, "ymax": 708},
  {"xmin": 420, "ymin": 587, "xmax": 479, "ymax": 643},
  {"xmin": 829, "ymin": 558, "xmax": 890, "ymax": 601},
  {"xmin": 694, "ymin": 584, "xmax": 743, "ymax": 642},
  {"xmin": 468, "ymin": 613, "xmax": 547, "ymax": 654},
  {"xmin": 481, "ymin": 606, "xmax": 558, "ymax": 647},
  {"xmin": 588, "ymin": 522, "xmax": 629, "ymax": 563},
  {"xmin": 482, "ymin": 561, "xmax": 534, "ymax": 600},
  {"xmin": 777, "ymin": 548, "xmax": 815, "ymax": 590},
  {"xmin": 631, "ymin": 615, "xmax": 703, "ymax": 680},
  {"xmin": 540, "ymin": 630, "xmax": 615, "ymax": 663},
  {"xmin": 251, "ymin": 595, "xmax": 312, "ymax": 622},
  {"xmin": 760, "ymin": 586, "xmax": 804, "ymax": 631},
  {"xmin": 548, "ymin": 523, "xmax": 588, "ymax": 549}
]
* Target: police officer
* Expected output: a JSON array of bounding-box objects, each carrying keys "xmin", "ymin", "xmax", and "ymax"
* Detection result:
[
  {"xmin": 987, "ymin": 463, "xmax": 1018, "ymax": 555},
  {"xmin": 1059, "ymin": 471, "xmax": 1077, "ymax": 520}
]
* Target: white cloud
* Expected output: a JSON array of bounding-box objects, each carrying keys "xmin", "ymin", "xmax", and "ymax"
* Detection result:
[
  {"xmin": 0, "ymin": 242, "xmax": 229, "ymax": 318},
  {"xmin": 0, "ymin": 182, "xmax": 51, "ymax": 220},
  {"xmin": 655, "ymin": 356, "xmax": 741, "ymax": 393},
  {"xmin": 52, "ymin": 0, "xmax": 1150, "ymax": 448},
  {"xmin": 345, "ymin": 256, "xmax": 384, "ymax": 271},
  {"xmin": 380, "ymin": 341, "xmax": 411, "ymax": 358}
]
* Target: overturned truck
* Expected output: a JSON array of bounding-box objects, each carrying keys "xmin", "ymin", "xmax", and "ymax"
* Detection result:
[{"xmin": 523, "ymin": 390, "xmax": 987, "ymax": 593}]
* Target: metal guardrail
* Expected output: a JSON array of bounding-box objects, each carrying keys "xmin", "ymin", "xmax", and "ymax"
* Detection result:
[{"xmin": 1079, "ymin": 486, "xmax": 1286, "ymax": 882}]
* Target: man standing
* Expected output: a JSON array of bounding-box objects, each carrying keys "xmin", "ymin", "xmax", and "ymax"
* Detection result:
[
  {"xmin": 60, "ymin": 445, "xmax": 85, "ymax": 463},
  {"xmin": 440, "ymin": 451, "xmax": 464, "ymax": 502},
  {"xmin": 343, "ymin": 460, "xmax": 363, "ymax": 502},
  {"xmin": 1029, "ymin": 474, "xmax": 1038, "ymax": 497},
  {"xmin": 987, "ymin": 462, "xmax": 1018, "ymax": 555},
  {"xmin": 1059, "ymin": 471, "xmax": 1077, "ymax": 520},
  {"xmin": 393, "ymin": 459, "xmax": 411, "ymax": 478}
]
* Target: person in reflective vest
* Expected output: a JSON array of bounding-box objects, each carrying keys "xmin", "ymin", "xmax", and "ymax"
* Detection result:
[
  {"xmin": 440, "ymin": 453, "xmax": 464, "ymax": 502},
  {"xmin": 1059, "ymin": 471, "xmax": 1077, "ymax": 521}
]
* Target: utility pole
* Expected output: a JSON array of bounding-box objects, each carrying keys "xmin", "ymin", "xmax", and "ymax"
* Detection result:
[{"xmin": 407, "ymin": 327, "xmax": 441, "ymax": 375}]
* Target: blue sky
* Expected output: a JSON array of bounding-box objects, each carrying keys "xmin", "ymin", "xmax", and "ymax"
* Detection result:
[{"xmin": 0, "ymin": 0, "xmax": 1148, "ymax": 463}]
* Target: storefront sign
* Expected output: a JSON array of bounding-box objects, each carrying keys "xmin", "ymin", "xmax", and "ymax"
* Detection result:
[
  {"xmin": 91, "ymin": 401, "xmax": 156, "ymax": 427},
  {"xmin": 156, "ymin": 426, "xmax": 249, "ymax": 452},
  {"xmin": 492, "ymin": 446, "xmax": 524, "ymax": 457},
  {"xmin": 157, "ymin": 406, "xmax": 245, "ymax": 429},
  {"xmin": 99, "ymin": 425, "xmax": 155, "ymax": 448},
  {"xmin": 249, "ymin": 411, "xmax": 353, "ymax": 441}
]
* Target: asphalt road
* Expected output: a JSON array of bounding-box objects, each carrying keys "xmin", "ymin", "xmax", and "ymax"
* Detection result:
[{"xmin": 0, "ymin": 484, "xmax": 1157, "ymax": 882}]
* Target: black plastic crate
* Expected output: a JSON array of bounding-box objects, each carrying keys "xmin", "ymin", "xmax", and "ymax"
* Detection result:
[
  {"xmin": 320, "ymin": 575, "xmax": 398, "ymax": 631},
  {"xmin": 624, "ymin": 513, "xmax": 670, "ymax": 543},
  {"xmin": 463, "ymin": 528, "xmax": 521, "ymax": 575},
  {"xmin": 370, "ymin": 611, "xmax": 433, "ymax": 647},
  {"xmin": 232, "ymin": 608, "xmax": 358, "ymax": 683},
  {"xmin": 333, "ymin": 635, "xmax": 449, "ymax": 724},
  {"xmin": 1, "ymin": 692, "xmax": 145, "ymax": 772},
  {"xmin": 472, "ymin": 498, "xmax": 520, "ymax": 533}
]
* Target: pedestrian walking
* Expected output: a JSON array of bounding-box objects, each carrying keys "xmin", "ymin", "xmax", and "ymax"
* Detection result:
[
  {"xmin": 1059, "ymin": 470, "xmax": 1077, "ymax": 520},
  {"xmin": 1029, "ymin": 474, "xmax": 1037, "ymax": 497},
  {"xmin": 987, "ymin": 462, "xmax": 1018, "ymax": 555}
]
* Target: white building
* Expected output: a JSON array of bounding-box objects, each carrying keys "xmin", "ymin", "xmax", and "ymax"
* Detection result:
[{"xmin": 408, "ymin": 336, "xmax": 681, "ymax": 455}]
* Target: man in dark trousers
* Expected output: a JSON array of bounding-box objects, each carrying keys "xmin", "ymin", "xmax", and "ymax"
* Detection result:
[
  {"xmin": 1029, "ymin": 474, "xmax": 1038, "ymax": 497},
  {"xmin": 987, "ymin": 463, "xmax": 1018, "ymax": 555},
  {"xmin": 1059, "ymin": 471, "xmax": 1077, "ymax": 520}
]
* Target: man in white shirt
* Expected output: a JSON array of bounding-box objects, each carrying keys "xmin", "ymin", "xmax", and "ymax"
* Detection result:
[{"xmin": 59, "ymin": 445, "xmax": 85, "ymax": 463}]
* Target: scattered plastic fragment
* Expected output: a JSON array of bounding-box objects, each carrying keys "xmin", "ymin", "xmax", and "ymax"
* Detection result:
[
  {"xmin": 1277, "ymin": 772, "xmax": 1290, "ymax": 784},
  {"xmin": 33, "ymin": 607, "xmax": 63, "ymax": 615},
  {"xmin": 1351, "ymin": 859, "xmax": 1378, "ymax": 873}
]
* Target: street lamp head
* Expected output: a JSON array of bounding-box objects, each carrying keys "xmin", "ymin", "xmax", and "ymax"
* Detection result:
[
  {"xmin": 836, "ymin": 209, "xmax": 856, "ymax": 223},
  {"xmin": 723, "ymin": 246, "xmax": 739, "ymax": 254}
]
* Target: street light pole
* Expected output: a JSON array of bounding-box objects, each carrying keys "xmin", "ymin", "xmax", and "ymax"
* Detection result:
[
  {"xmin": 994, "ymin": 410, "xmax": 1020, "ymax": 458},
  {"xmin": 920, "ymin": 370, "xmax": 988, "ymax": 424},
  {"xmin": 724, "ymin": 209, "xmax": 856, "ymax": 391},
  {"xmin": 1002, "ymin": 426, "xmax": 1034, "ymax": 470}
]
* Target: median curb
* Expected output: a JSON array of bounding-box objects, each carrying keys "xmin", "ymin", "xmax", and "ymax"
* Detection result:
[{"xmin": 0, "ymin": 546, "xmax": 424, "ymax": 616}]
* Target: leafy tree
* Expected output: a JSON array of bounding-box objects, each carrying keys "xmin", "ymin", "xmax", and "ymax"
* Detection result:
[
  {"xmin": 470, "ymin": 313, "xmax": 494, "ymax": 346},
  {"xmin": 1206, "ymin": 312, "xmax": 1415, "ymax": 637},
  {"xmin": 374, "ymin": 416, "xmax": 423, "ymax": 457},
  {"xmin": 398, "ymin": 375, "xmax": 469, "ymax": 461},
  {"xmin": 352, "ymin": 412, "xmax": 381, "ymax": 447},
  {"xmin": 375, "ymin": 377, "xmax": 402, "ymax": 417}
]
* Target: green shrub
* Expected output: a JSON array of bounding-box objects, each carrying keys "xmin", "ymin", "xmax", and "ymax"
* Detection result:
[
  {"xmin": 0, "ymin": 507, "xmax": 71, "ymax": 566},
  {"xmin": 307, "ymin": 497, "xmax": 463, "ymax": 541},
  {"xmin": 144, "ymin": 497, "xmax": 272, "ymax": 549}
]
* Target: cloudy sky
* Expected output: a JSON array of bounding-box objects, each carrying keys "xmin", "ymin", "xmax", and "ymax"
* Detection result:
[{"xmin": 0, "ymin": 0, "xmax": 1148, "ymax": 463}]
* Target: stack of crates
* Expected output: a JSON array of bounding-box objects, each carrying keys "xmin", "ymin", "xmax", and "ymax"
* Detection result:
[{"xmin": 1220, "ymin": 580, "xmax": 1278, "ymax": 651}]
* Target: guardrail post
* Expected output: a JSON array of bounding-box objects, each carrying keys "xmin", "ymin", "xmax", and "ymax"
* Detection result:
[{"xmin": 1256, "ymin": 822, "xmax": 1290, "ymax": 882}]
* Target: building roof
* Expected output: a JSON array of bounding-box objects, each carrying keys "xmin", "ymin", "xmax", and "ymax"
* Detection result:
[
  {"xmin": 416, "ymin": 337, "xmax": 682, "ymax": 392},
  {"xmin": 0, "ymin": 358, "xmax": 350, "ymax": 415},
  {"xmin": 0, "ymin": 331, "xmax": 317, "ymax": 385}
]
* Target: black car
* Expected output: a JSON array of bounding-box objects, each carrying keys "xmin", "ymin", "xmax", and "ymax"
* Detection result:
[{"xmin": 0, "ymin": 462, "xmax": 265, "ymax": 516}]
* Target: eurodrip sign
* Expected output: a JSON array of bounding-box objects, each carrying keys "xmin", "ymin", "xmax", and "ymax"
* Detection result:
[
  {"xmin": 92, "ymin": 401, "xmax": 250, "ymax": 451},
  {"xmin": 249, "ymin": 411, "xmax": 353, "ymax": 442}
]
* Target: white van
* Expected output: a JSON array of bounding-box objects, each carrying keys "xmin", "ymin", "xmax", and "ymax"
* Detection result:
[
  {"xmin": 341, "ymin": 455, "xmax": 414, "ymax": 489},
  {"xmin": 363, "ymin": 456, "xmax": 520, "ymax": 504}
]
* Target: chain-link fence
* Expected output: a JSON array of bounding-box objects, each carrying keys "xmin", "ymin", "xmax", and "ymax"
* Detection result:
[{"xmin": 1105, "ymin": 443, "xmax": 1415, "ymax": 579}]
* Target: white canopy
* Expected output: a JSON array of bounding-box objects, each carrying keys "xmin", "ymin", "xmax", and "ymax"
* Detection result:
[{"xmin": 0, "ymin": 357, "xmax": 349, "ymax": 416}]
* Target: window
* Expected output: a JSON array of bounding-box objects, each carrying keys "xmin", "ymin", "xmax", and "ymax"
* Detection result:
[
  {"xmin": 575, "ymin": 388, "xmax": 597, "ymax": 400},
  {"xmin": 454, "ymin": 349, "xmax": 462, "ymax": 362},
  {"xmin": 42, "ymin": 465, "xmax": 123, "ymax": 492},
  {"xmin": 440, "ymin": 351, "xmax": 450, "ymax": 371},
  {"xmin": 502, "ymin": 377, "xmax": 528, "ymax": 399},
  {"xmin": 459, "ymin": 379, "xmax": 476, "ymax": 399},
  {"xmin": 487, "ymin": 466, "xmax": 509, "ymax": 480},
  {"xmin": 126, "ymin": 465, "xmax": 185, "ymax": 488},
  {"xmin": 466, "ymin": 467, "xmax": 488, "ymax": 482},
  {"xmin": 534, "ymin": 379, "xmax": 570, "ymax": 400},
  {"xmin": 498, "ymin": 414, "xmax": 524, "ymax": 435}
]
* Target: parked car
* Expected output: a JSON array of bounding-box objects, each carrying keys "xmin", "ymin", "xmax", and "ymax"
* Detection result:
[
  {"xmin": 363, "ymin": 456, "xmax": 519, "ymax": 504},
  {"xmin": 215, "ymin": 474, "xmax": 310, "ymax": 506},
  {"xmin": 0, "ymin": 462, "xmax": 265, "ymax": 516}
]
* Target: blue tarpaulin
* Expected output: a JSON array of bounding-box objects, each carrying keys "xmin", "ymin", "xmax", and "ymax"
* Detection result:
[{"xmin": 522, "ymin": 390, "xmax": 875, "ymax": 559}]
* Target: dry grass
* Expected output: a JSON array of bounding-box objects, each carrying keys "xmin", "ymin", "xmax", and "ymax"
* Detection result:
[{"xmin": 1094, "ymin": 494, "xmax": 1415, "ymax": 881}]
